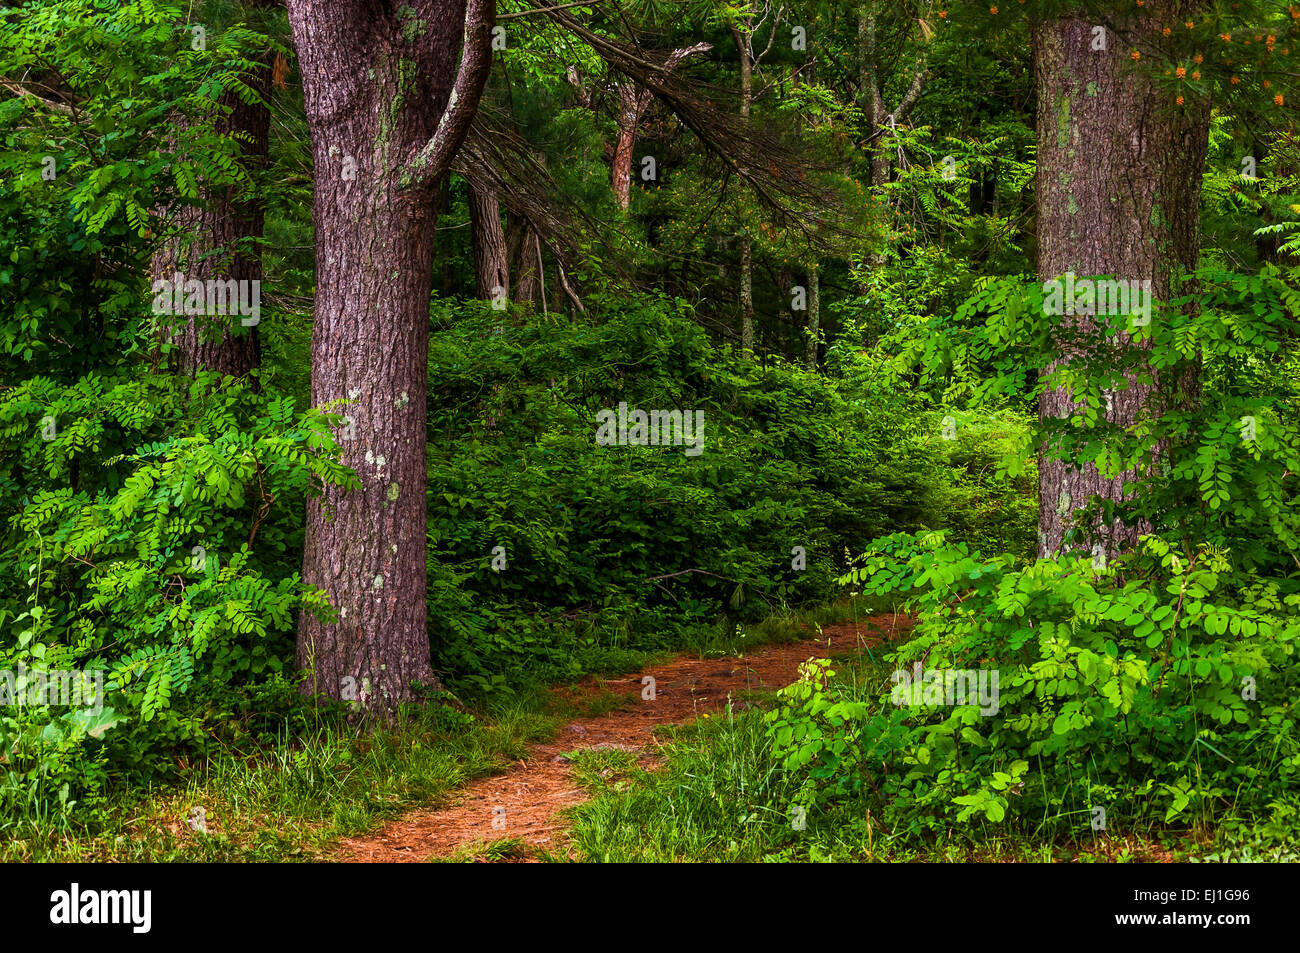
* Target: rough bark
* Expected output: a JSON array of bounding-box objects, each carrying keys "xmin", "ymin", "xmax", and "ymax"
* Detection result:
[
  {"xmin": 468, "ymin": 180, "xmax": 509, "ymax": 300},
  {"xmin": 1033, "ymin": 11, "xmax": 1209, "ymax": 558},
  {"xmin": 287, "ymin": 0, "xmax": 494, "ymax": 712}
]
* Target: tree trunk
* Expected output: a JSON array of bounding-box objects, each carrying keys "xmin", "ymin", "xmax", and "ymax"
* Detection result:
[
  {"xmin": 151, "ymin": 26, "xmax": 271, "ymax": 377},
  {"xmin": 805, "ymin": 264, "xmax": 820, "ymax": 369},
  {"xmin": 856, "ymin": 8, "xmax": 890, "ymax": 192},
  {"xmin": 1033, "ymin": 12, "xmax": 1209, "ymax": 558},
  {"xmin": 730, "ymin": 23, "xmax": 752, "ymax": 120},
  {"xmin": 468, "ymin": 180, "xmax": 508, "ymax": 300},
  {"xmin": 732, "ymin": 23, "xmax": 755, "ymax": 357},
  {"xmin": 609, "ymin": 43, "xmax": 710, "ymax": 209},
  {"xmin": 738, "ymin": 235, "xmax": 755, "ymax": 353},
  {"xmin": 287, "ymin": 0, "xmax": 493, "ymax": 712},
  {"xmin": 856, "ymin": 6, "xmax": 928, "ymax": 273},
  {"xmin": 509, "ymin": 213, "xmax": 542, "ymax": 304},
  {"xmin": 611, "ymin": 84, "xmax": 641, "ymax": 210}
]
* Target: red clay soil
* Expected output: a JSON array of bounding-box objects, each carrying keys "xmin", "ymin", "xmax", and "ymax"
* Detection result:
[{"xmin": 332, "ymin": 613, "xmax": 914, "ymax": 863}]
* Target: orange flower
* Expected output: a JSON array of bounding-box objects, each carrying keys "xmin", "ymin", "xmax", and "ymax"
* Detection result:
[
  {"xmin": 1194, "ymin": 54, "xmax": 1203, "ymax": 64},
  {"xmin": 1176, "ymin": 95, "xmax": 1185, "ymax": 104},
  {"xmin": 1230, "ymin": 75, "xmax": 1240, "ymax": 84},
  {"xmin": 1164, "ymin": 27, "xmax": 1172, "ymax": 36},
  {"xmin": 1221, "ymin": 33, "xmax": 1231, "ymax": 41},
  {"xmin": 990, "ymin": 5, "xmax": 997, "ymax": 12},
  {"xmin": 1176, "ymin": 66, "xmax": 1186, "ymax": 77},
  {"xmin": 1264, "ymin": 79, "xmax": 1272, "ymax": 88},
  {"xmin": 1276, "ymin": 94, "xmax": 1285, "ymax": 106},
  {"xmin": 1185, "ymin": 20, "xmax": 1195, "ymax": 29},
  {"xmin": 938, "ymin": 10, "xmax": 947, "ymax": 17},
  {"xmin": 1192, "ymin": 71, "xmax": 1201, "ymax": 80}
]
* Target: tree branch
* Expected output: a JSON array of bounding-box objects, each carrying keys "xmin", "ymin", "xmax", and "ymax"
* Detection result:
[
  {"xmin": 497, "ymin": 0, "xmax": 596, "ymax": 18},
  {"xmin": 889, "ymin": 64, "xmax": 929, "ymax": 126},
  {"xmin": 400, "ymin": 0, "xmax": 497, "ymax": 192}
]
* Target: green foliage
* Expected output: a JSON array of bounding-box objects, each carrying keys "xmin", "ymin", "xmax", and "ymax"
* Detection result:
[
  {"xmin": 765, "ymin": 263, "xmax": 1300, "ymax": 843},
  {"xmin": 912, "ymin": 265, "xmax": 1300, "ymax": 570},
  {"xmin": 425, "ymin": 294, "xmax": 956, "ymax": 693},
  {"xmin": 0, "ymin": 0, "xmax": 275, "ymax": 381},
  {"xmin": 0, "ymin": 371, "xmax": 355, "ymax": 814}
]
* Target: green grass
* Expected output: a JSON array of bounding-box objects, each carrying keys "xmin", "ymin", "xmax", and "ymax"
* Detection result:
[
  {"xmin": 680, "ymin": 593, "xmax": 907, "ymax": 659},
  {"xmin": 0, "ymin": 693, "xmax": 565, "ymax": 862}
]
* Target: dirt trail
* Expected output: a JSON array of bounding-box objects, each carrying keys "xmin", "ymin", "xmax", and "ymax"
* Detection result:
[{"xmin": 333, "ymin": 613, "xmax": 913, "ymax": 862}]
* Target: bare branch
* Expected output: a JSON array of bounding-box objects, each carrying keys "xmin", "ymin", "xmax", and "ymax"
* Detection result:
[
  {"xmin": 0, "ymin": 78, "xmax": 74, "ymax": 114},
  {"xmin": 497, "ymin": 0, "xmax": 596, "ymax": 19}
]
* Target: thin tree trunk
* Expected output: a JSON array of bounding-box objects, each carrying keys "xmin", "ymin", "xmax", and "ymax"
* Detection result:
[
  {"xmin": 1033, "ymin": 11, "xmax": 1209, "ymax": 558},
  {"xmin": 468, "ymin": 180, "xmax": 508, "ymax": 300},
  {"xmin": 857, "ymin": 6, "xmax": 928, "ymax": 273},
  {"xmin": 287, "ymin": 0, "xmax": 493, "ymax": 712},
  {"xmin": 805, "ymin": 264, "xmax": 820, "ymax": 369},
  {"xmin": 509, "ymin": 213, "xmax": 542, "ymax": 304},
  {"xmin": 535, "ymin": 229, "xmax": 548, "ymax": 316},
  {"xmin": 609, "ymin": 43, "xmax": 710, "ymax": 209},
  {"xmin": 611, "ymin": 84, "xmax": 640, "ymax": 210},
  {"xmin": 732, "ymin": 23, "xmax": 755, "ymax": 356},
  {"xmin": 738, "ymin": 236, "xmax": 755, "ymax": 353},
  {"xmin": 730, "ymin": 23, "xmax": 752, "ymax": 120}
]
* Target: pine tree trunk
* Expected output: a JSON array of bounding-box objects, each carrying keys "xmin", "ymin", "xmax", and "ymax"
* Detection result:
[
  {"xmin": 609, "ymin": 43, "xmax": 708, "ymax": 210},
  {"xmin": 1033, "ymin": 11, "xmax": 1209, "ymax": 558},
  {"xmin": 611, "ymin": 85, "xmax": 640, "ymax": 210},
  {"xmin": 287, "ymin": 0, "xmax": 492, "ymax": 711}
]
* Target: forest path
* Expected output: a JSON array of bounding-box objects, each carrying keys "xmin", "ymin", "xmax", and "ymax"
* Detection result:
[{"xmin": 332, "ymin": 612, "xmax": 913, "ymax": 862}]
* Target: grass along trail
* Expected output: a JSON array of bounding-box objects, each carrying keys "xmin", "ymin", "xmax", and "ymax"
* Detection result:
[{"xmin": 333, "ymin": 612, "xmax": 914, "ymax": 862}]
